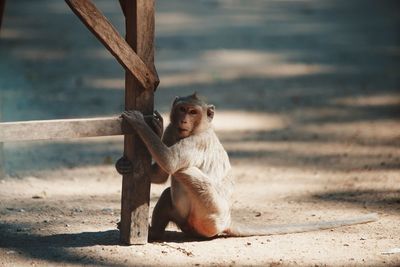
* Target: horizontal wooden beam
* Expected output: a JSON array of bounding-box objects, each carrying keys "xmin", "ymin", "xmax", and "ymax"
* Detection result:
[
  {"xmin": 0, "ymin": 117, "xmax": 135, "ymax": 142},
  {"xmin": 65, "ymin": 0, "xmax": 159, "ymax": 90}
]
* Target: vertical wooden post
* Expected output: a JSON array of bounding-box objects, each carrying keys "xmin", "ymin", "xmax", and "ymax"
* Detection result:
[
  {"xmin": 0, "ymin": 88, "xmax": 4, "ymax": 178},
  {"xmin": 0, "ymin": 144, "xmax": 4, "ymax": 178},
  {"xmin": 0, "ymin": 0, "xmax": 4, "ymax": 177},
  {"xmin": 0, "ymin": 0, "xmax": 5, "ymax": 31},
  {"xmin": 120, "ymin": 0, "xmax": 157, "ymax": 245}
]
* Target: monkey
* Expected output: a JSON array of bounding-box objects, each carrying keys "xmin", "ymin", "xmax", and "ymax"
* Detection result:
[{"xmin": 116, "ymin": 93, "xmax": 378, "ymax": 240}]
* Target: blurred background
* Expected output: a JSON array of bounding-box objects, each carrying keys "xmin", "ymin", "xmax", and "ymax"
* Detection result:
[
  {"xmin": 0, "ymin": 0, "xmax": 399, "ymax": 265},
  {"xmin": 0, "ymin": 0, "xmax": 400, "ymax": 175},
  {"xmin": 0, "ymin": 0, "xmax": 399, "ymax": 176}
]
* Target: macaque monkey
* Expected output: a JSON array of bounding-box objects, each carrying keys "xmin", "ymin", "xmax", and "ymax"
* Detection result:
[{"xmin": 116, "ymin": 93, "xmax": 378, "ymax": 240}]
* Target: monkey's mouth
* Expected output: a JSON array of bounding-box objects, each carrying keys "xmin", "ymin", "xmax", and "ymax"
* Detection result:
[{"xmin": 178, "ymin": 128, "xmax": 190, "ymax": 135}]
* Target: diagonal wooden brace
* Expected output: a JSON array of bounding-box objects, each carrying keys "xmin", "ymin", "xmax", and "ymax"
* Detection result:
[
  {"xmin": 65, "ymin": 0, "xmax": 159, "ymax": 91},
  {"xmin": 0, "ymin": 0, "xmax": 6, "ymax": 31}
]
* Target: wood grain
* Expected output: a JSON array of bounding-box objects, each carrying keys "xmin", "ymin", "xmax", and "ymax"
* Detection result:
[
  {"xmin": 0, "ymin": 0, "xmax": 6, "ymax": 31},
  {"xmin": 65, "ymin": 0, "xmax": 158, "ymax": 90},
  {"xmin": 0, "ymin": 117, "xmax": 132, "ymax": 142},
  {"xmin": 120, "ymin": 0, "xmax": 158, "ymax": 245}
]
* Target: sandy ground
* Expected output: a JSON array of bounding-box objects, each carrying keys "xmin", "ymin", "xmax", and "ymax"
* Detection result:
[{"xmin": 0, "ymin": 0, "xmax": 400, "ymax": 266}]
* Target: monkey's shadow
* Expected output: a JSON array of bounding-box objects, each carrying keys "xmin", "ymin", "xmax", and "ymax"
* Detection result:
[
  {"xmin": 160, "ymin": 230, "xmax": 216, "ymax": 243},
  {"xmin": 0, "ymin": 227, "xmax": 213, "ymax": 251}
]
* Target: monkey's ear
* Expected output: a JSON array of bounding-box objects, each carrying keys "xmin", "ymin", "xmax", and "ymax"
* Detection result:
[
  {"xmin": 207, "ymin": 105, "xmax": 215, "ymax": 121},
  {"xmin": 192, "ymin": 91, "xmax": 199, "ymax": 100},
  {"xmin": 173, "ymin": 96, "xmax": 179, "ymax": 106}
]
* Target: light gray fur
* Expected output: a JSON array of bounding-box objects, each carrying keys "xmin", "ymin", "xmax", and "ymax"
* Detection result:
[{"xmin": 122, "ymin": 99, "xmax": 378, "ymax": 239}]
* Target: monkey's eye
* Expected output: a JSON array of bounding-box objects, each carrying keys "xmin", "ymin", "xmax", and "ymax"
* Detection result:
[
  {"xmin": 179, "ymin": 106, "xmax": 186, "ymax": 112},
  {"xmin": 189, "ymin": 110, "xmax": 198, "ymax": 115}
]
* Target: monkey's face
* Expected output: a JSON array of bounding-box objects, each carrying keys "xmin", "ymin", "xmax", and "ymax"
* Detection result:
[{"xmin": 172, "ymin": 104, "xmax": 203, "ymax": 139}]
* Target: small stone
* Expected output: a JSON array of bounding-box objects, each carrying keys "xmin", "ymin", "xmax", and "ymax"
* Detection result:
[
  {"xmin": 32, "ymin": 191, "xmax": 47, "ymax": 199},
  {"xmin": 16, "ymin": 228, "xmax": 29, "ymax": 232},
  {"xmin": 65, "ymin": 224, "xmax": 70, "ymax": 227},
  {"xmin": 246, "ymin": 242, "xmax": 252, "ymax": 246},
  {"xmin": 102, "ymin": 208, "xmax": 114, "ymax": 214},
  {"xmin": 344, "ymin": 244, "xmax": 349, "ymax": 247}
]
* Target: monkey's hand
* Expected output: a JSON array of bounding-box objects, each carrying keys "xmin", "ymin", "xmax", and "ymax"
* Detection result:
[
  {"xmin": 150, "ymin": 110, "xmax": 164, "ymax": 138},
  {"xmin": 115, "ymin": 156, "xmax": 133, "ymax": 175},
  {"xmin": 122, "ymin": 110, "xmax": 145, "ymax": 128}
]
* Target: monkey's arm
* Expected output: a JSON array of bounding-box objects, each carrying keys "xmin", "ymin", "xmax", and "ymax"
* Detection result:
[
  {"xmin": 122, "ymin": 111, "xmax": 180, "ymax": 175},
  {"xmin": 147, "ymin": 112, "xmax": 170, "ymax": 183},
  {"xmin": 149, "ymin": 125, "xmax": 178, "ymax": 183},
  {"xmin": 116, "ymin": 111, "xmax": 170, "ymax": 183},
  {"xmin": 115, "ymin": 155, "xmax": 169, "ymax": 183}
]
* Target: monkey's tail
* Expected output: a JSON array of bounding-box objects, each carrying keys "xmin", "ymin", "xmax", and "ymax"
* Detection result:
[{"xmin": 225, "ymin": 213, "xmax": 378, "ymax": 237}]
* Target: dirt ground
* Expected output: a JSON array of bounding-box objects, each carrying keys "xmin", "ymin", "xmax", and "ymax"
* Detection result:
[{"xmin": 0, "ymin": 0, "xmax": 399, "ymax": 266}]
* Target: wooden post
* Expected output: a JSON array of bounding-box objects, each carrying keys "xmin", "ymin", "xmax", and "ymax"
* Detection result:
[
  {"xmin": 0, "ymin": 87, "xmax": 4, "ymax": 178},
  {"xmin": 0, "ymin": 0, "xmax": 5, "ymax": 31},
  {"xmin": 119, "ymin": 0, "xmax": 157, "ymax": 245},
  {"xmin": 0, "ymin": 143, "xmax": 4, "ymax": 178},
  {"xmin": 65, "ymin": 0, "xmax": 157, "ymax": 91},
  {"xmin": 0, "ymin": 97, "xmax": 4, "ymax": 178}
]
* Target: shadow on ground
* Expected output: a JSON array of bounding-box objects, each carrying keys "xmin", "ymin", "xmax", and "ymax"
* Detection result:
[
  {"xmin": 0, "ymin": 1, "xmax": 399, "ymax": 266},
  {"xmin": 0, "ymin": 222, "xmax": 121, "ymax": 266},
  {"xmin": 0, "ymin": 221, "xmax": 213, "ymax": 266},
  {"xmin": 312, "ymin": 189, "xmax": 400, "ymax": 214}
]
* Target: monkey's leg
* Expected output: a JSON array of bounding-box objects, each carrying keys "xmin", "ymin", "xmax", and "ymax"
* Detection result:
[
  {"xmin": 174, "ymin": 167, "xmax": 220, "ymax": 209},
  {"xmin": 150, "ymin": 187, "xmax": 175, "ymax": 240},
  {"xmin": 174, "ymin": 167, "xmax": 230, "ymax": 237}
]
